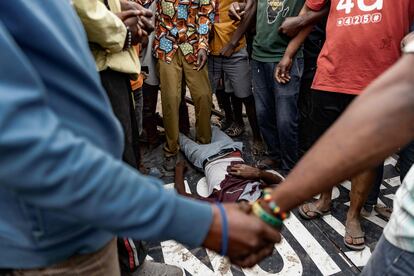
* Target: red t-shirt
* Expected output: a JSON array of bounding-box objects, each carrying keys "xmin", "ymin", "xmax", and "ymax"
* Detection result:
[{"xmin": 307, "ymin": 0, "xmax": 414, "ymax": 95}]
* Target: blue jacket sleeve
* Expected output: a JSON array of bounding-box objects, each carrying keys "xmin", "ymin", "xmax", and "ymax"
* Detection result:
[{"xmin": 0, "ymin": 20, "xmax": 212, "ymax": 247}]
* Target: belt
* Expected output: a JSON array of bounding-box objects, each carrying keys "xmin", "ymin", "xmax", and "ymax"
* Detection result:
[{"xmin": 203, "ymin": 147, "xmax": 239, "ymax": 168}]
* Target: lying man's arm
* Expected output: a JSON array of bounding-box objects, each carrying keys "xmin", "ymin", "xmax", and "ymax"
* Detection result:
[
  {"xmin": 174, "ymin": 161, "xmax": 205, "ymax": 200},
  {"xmin": 270, "ymin": 52, "xmax": 414, "ymax": 212},
  {"xmin": 229, "ymin": 164, "xmax": 284, "ymax": 185}
]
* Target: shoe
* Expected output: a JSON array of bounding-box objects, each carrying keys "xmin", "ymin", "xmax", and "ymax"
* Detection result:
[
  {"xmin": 163, "ymin": 155, "xmax": 177, "ymax": 171},
  {"xmin": 130, "ymin": 261, "xmax": 183, "ymax": 276}
]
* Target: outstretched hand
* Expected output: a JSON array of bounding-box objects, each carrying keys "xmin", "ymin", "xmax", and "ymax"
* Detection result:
[{"xmin": 203, "ymin": 203, "xmax": 281, "ymax": 267}]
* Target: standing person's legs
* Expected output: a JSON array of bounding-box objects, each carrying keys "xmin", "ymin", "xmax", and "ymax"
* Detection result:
[
  {"xmin": 298, "ymin": 72, "xmax": 315, "ymax": 154},
  {"xmin": 209, "ymin": 55, "xmax": 234, "ymax": 129},
  {"xmin": 363, "ymin": 164, "xmax": 384, "ymax": 214},
  {"xmin": 273, "ymin": 57, "xmax": 303, "ymax": 174},
  {"xmin": 182, "ymin": 52, "xmax": 212, "ymax": 145},
  {"xmin": 299, "ymin": 91, "xmax": 353, "ymax": 218},
  {"xmin": 344, "ymin": 169, "xmax": 377, "ymax": 249},
  {"xmin": 100, "ymin": 69, "xmax": 138, "ymax": 169},
  {"xmin": 142, "ymin": 83, "xmax": 160, "ymax": 146},
  {"xmin": 179, "ymin": 77, "xmax": 190, "ymax": 136},
  {"xmin": 158, "ymin": 55, "xmax": 183, "ymax": 169},
  {"xmin": 361, "ymin": 235, "xmax": 414, "ymax": 276},
  {"xmin": 251, "ymin": 60, "xmax": 279, "ymax": 168},
  {"xmin": 12, "ymin": 239, "xmax": 120, "ymax": 276},
  {"xmin": 224, "ymin": 49, "xmax": 262, "ymax": 142}
]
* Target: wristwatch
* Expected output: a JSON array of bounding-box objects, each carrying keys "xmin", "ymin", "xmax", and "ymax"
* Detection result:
[{"xmin": 403, "ymin": 41, "xmax": 414, "ymax": 54}]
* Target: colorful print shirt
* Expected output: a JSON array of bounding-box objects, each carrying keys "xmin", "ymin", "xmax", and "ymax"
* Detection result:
[{"xmin": 149, "ymin": 0, "xmax": 215, "ymax": 64}]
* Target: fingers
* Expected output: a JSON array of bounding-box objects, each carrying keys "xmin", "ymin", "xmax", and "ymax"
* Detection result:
[
  {"xmin": 260, "ymin": 220, "xmax": 282, "ymax": 244},
  {"xmin": 274, "ymin": 66, "xmax": 282, "ymax": 83},
  {"xmin": 117, "ymin": 10, "xmax": 141, "ymax": 21},
  {"xmin": 229, "ymin": 3, "xmax": 242, "ymax": 21},
  {"xmin": 198, "ymin": 55, "xmax": 207, "ymax": 71},
  {"xmin": 275, "ymin": 65, "xmax": 291, "ymax": 84},
  {"xmin": 232, "ymin": 244, "xmax": 275, "ymax": 268}
]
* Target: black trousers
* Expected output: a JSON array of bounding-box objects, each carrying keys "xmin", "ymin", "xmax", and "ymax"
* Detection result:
[
  {"xmin": 99, "ymin": 70, "xmax": 146, "ymax": 273},
  {"xmin": 100, "ymin": 69, "xmax": 140, "ymax": 169},
  {"xmin": 310, "ymin": 90, "xmax": 383, "ymax": 209}
]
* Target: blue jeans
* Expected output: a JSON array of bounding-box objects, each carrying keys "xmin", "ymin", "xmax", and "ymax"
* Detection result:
[
  {"xmin": 361, "ymin": 235, "xmax": 414, "ymax": 276},
  {"xmin": 179, "ymin": 126, "xmax": 243, "ymax": 171},
  {"xmin": 251, "ymin": 58, "xmax": 304, "ymax": 172}
]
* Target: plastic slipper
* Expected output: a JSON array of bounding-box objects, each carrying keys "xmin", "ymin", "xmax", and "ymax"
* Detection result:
[
  {"xmin": 225, "ymin": 122, "xmax": 244, "ymax": 137},
  {"xmin": 252, "ymin": 141, "xmax": 265, "ymax": 156},
  {"xmin": 374, "ymin": 204, "xmax": 393, "ymax": 220},
  {"xmin": 298, "ymin": 202, "xmax": 331, "ymax": 220},
  {"xmin": 344, "ymin": 227, "xmax": 365, "ymax": 251}
]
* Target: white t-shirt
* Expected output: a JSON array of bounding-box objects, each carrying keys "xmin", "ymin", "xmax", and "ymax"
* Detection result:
[{"xmin": 204, "ymin": 157, "xmax": 262, "ymax": 201}]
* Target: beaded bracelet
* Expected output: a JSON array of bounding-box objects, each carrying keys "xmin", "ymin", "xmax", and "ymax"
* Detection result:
[
  {"xmin": 123, "ymin": 26, "xmax": 132, "ymax": 51},
  {"xmin": 252, "ymin": 201, "xmax": 283, "ymax": 229},
  {"xmin": 263, "ymin": 188, "xmax": 290, "ymax": 220}
]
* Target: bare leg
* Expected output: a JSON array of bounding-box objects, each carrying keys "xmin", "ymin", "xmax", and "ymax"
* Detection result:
[
  {"xmin": 345, "ymin": 169, "xmax": 376, "ymax": 247},
  {"xmin": 243, "ymin": 95, "xmax": 262, "ymax": 142}
]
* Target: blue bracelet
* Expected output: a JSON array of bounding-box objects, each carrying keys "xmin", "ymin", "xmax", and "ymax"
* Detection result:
[{"xmin": 216, "ymin": 203, "xmax": 228, "ymax": 256}]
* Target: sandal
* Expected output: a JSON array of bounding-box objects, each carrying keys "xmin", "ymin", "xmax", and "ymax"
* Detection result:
[
  {"xmin": 225, "ymin": 122, "xmax": 244, "ymax": 137},
  {"xmin": 344, "ymin": 225, "xmax": 365, "ymax": 251},
  {"xmin": 251, "ymin": 141, "xmax": 265, "ymax": 156},
  {"xmin": 374, "ymin": 204, "xmax": 393, "ymax": 220},
  {"xmin": 215, "ymin": 118, "xmax": 233, "ymax": 131},
  {"xmin": 298, "ymin": 202, "xmax": 331, "ymax": 220}
]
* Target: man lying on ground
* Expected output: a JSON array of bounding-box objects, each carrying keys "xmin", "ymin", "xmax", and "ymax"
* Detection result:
[{"xmin": 174, "ymin": 127, "xmax": 283, "ymax": 202}]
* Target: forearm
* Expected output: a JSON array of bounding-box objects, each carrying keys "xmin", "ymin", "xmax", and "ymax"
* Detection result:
[
  {"xmin": 174, "ymin": 170, "xmax": 187, "ymax": 195},
  {"xmin": 299, "ymin": 4, "xmax": 329, "ymax": 27},
  {"xmin": 284, "ymin": 25, "xmax": 313, "ymax": 58},
  {"xmin": 259, "ymin": 170, "xmax": 284, "ymax": 185},
  {"xmin": 272, "ymin": 54, "xmax": 414, "ymax": 212},
  {"xmin": 228, "ymin": 0, "xmax": 257, "ymax": 45}
]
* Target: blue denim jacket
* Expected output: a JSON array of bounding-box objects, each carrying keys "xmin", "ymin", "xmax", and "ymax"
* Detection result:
[{"xmin": 0, "ymin": 1, "xmax": 212, "ymax": 269}]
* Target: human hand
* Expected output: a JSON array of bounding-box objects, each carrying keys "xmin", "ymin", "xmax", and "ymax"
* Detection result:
[
  {"xmin": 401, "ymin": 32, "xmax": 414, "ymax": 50},
  {"xmin": 220, "ymin": 41, "xmax": 238, "ymax": 57},
  {"xmin": 229, "ymin": 2, "xmax": 246, "ymax": 21},
  {"xmin": 278, "ymin": 16, "xmax": 305, "ymax": 37},
  {"xmin": 274, "ymin": 55, "xmax": 293, "ymax": 84},
  {"xmin": 117, "ymin": 3, "xmax": 154, "ymax": 44},
  {"xmin": 229, "ymin": 164, "xmax": 260, "ymax": 180},
  {"xmin": 193, "ymin": 49, "xmax": 208, "ymax": 71},
  {"xmin": 203, "ymin": 203, "xmax": 281, "ymax": 267}
]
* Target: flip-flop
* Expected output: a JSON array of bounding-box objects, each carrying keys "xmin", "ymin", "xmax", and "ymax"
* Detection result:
[
  {"xmin": 251, "ymin": 141, "xmax": 265, "ymax": 156},
  {"xmin": 225, "ymin": 122, "xmax": 244, "ymax": 137},
  {"xmin": 344, "ymin": 227, "xmax": 365, "ymax": 251},
  {"xmin": 374, "ymin": 204, "xmax": 393, "ymax": 220},
  {"xmin": 298, "ymin": 202, "xmax": 331, "ymax": 220}
]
